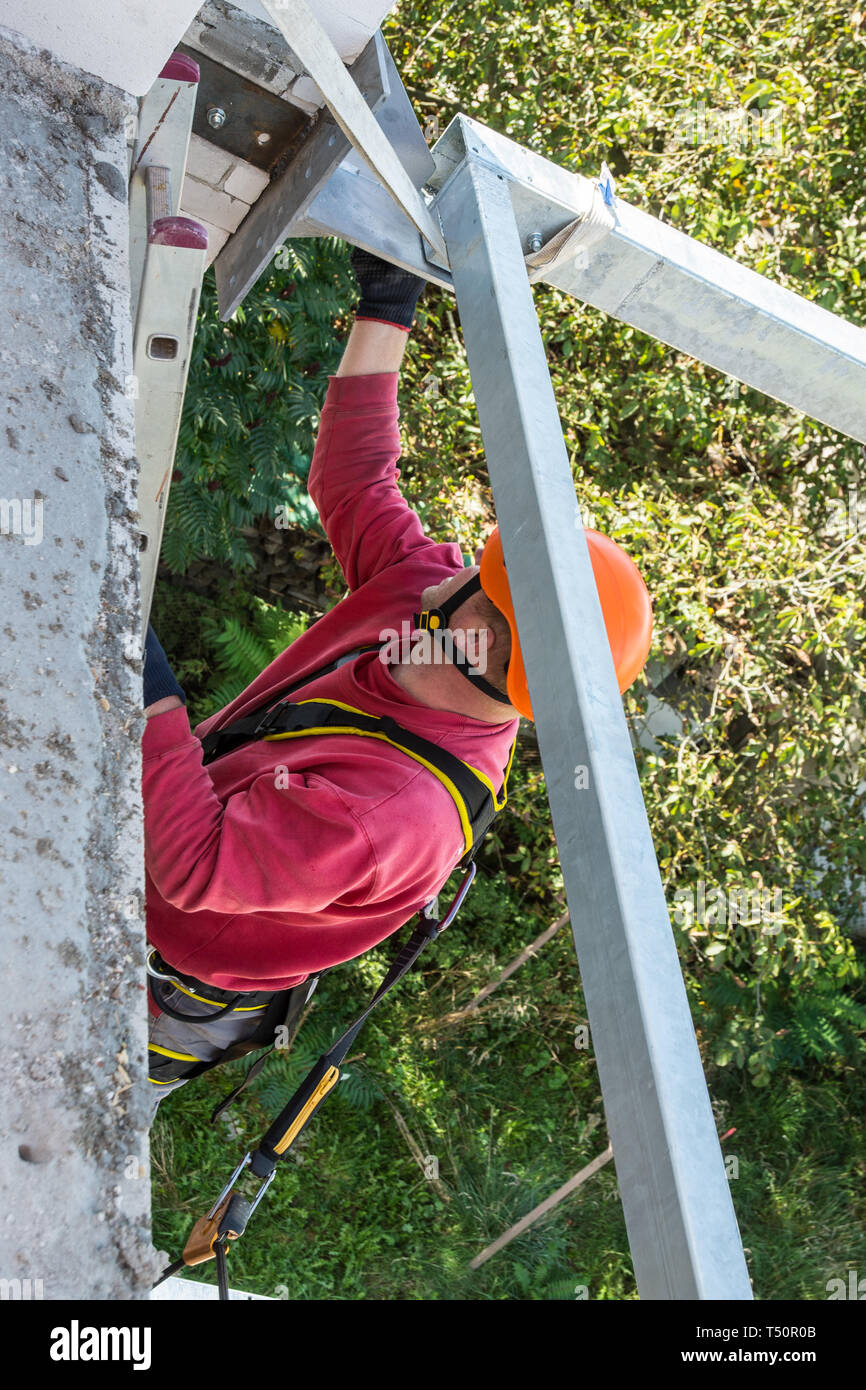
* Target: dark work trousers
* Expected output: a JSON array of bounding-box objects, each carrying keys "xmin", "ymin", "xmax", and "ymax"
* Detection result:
[{"xmin": 148, "ymin": 966, "xmax": 319, "ymax": 1113}]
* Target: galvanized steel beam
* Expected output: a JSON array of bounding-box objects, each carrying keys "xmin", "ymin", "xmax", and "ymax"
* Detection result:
[
  {"xmin": 428, "ymin": 117, "xmax": 866, "ymax": 444},
  {"xmin": 287, "ymin": 109, "xmax": 866, "ymax": 442},
  {"xmin": 436, "ymin": 145, "xmax": 753, "ymax": 1301},
  {"xmin": 290, "ymin": 155, "xmax": 453, "ymax": 290},
  {"xmin": 260, "ymin": 0, "xmax": 446, "ymax": 260}
]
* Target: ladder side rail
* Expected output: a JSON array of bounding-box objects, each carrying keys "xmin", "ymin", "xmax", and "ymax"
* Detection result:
[
  {"xmin": 129, "ymin": 57, "xmax": 200, "ymax": 326},
  {"xmin": 128, "ymin": 56, "xmax": 207, "ymax": 633},
  {"xmin": 133, "ymin": 224, "xmax": 208, "ymax": 632}
]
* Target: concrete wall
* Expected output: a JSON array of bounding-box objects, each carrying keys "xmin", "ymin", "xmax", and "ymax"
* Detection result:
[
  {"xmin": 0, "ymin": 0, "xmax": 202, "ymax": 95},
  {"xmin": 0, "ymin": 25, "xmax": 156, "ymax": 1297},
  {"xmin": 0, "ymin": 0, "xmax": 396, "ymax": 98},
  {"xmin": 233, "ymin": 0, "xmax": 394, "ymax": 65}
]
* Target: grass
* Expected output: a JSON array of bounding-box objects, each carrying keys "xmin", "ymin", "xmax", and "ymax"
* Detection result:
[{"xmin": 151, "ymin": 914, "xmax": 866, "ymax": 1300}]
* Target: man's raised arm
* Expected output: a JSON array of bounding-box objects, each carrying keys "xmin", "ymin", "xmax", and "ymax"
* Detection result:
[
  {"xmin": 335, "ymin": 316, "xmax": 409, "ymax": 377},
  {"xmin": 337, "ymin": 248, "xmax": 425, "ymax": 376},
  {"xmin": 307, "ymin": 249, "xmax": 440, "ymax": 590}
]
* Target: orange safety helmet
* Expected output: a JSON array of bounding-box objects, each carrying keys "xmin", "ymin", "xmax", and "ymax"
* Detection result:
[{"xmin": 479, "ymin": 525, "xmax": 653, "ymax": 720}]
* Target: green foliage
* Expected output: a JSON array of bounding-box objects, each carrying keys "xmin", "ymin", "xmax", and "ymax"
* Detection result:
[
  {"xmin": 162, "ymin": 238, "xmax": 358, "ymax": 574},
  {"xmin": 385, "ymin": 0, "xmax": 866, "ymax": 1094},
  {"xmin": 151, "ymin": 579, "xmax": 308, "ymax": 723},
  {"xmin": 196, "ymin": 598, "xmax": 309, "ymax": 718}
]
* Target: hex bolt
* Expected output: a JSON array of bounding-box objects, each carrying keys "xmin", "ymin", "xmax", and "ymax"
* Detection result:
[
  {"xmin": 527, "ymin": 231, "xmax": 543, "ymax": 254},
  {"xmin": 207, "ymin": 106, "xmax": 227, "ymax": 130}
]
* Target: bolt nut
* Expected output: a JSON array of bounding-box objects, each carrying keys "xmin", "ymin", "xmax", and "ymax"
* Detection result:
[
  {"xmin": 256, "ymin": 131, "xmax": 271, "ymax": 146},
  {"xmin": 207, "ymin": 106, "xmax": 227, "ymax": 130},
  {"xmin": 527, "ymin": 231, "xmax": 543, "ymax": 254}
]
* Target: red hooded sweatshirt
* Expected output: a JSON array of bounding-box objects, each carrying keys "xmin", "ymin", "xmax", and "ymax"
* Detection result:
[{"xmin": 142, "ymin": 372, "xmax": 518, "ymax": 994}]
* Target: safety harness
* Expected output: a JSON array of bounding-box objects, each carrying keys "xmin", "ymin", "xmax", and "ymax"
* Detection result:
[
  {"xmin": 153, "ymin": 638, "xmax": 516, "ymax": 1296},
  {"xmin": 146, "ymin": 953, "xmax": 317, "ymax": 1090},
  {"xmin": 200, "ymin": 693, "xmax": 512, "ymax": 859}
]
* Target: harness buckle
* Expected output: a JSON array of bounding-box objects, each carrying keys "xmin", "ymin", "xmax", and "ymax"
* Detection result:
[
  {"xmin": 182, "ymin": 1193, "xmax": 236, "ymax": 1267},
  {"xmin": 414, "ymin": 607, "xmax": 446, "ymax": 632},
  {"xmin": 253, "ymin": 700, "xmax": 291, "ymax": 736},
  {"xmin": 146, "ymin": 949, "xmax": 189, "ymax": 994},
  {"xmin": 208, "ymin": 1151, "xmax": 270, "ymax": 1216},
  {"xmin": 423, "ymin": 863, "xmax": 477, "ymax": 940}
]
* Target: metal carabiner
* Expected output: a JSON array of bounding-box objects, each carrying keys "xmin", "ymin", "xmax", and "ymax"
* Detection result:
[
  {"xmin": 145, "ymin": 949, "xmax": 191, "ymax": 994},
  {"xmin": 207, "ymin": 1151, "xmax": 275, "ymax": 1223},
  {"xmin": 426, "ymin": 862, "xmax": 477, "ymax": 938}
]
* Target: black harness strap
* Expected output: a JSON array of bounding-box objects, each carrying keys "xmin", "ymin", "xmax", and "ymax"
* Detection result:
[
  {"xmin": 414, "ymin": 572, "xmax": 514, "ymax": 708},
  {"xmin": 201, "ymin": 694, "xmax": 509, "ymax": 864},
  {"xmin": 199, "ymin": 643, "xmax": 382, "ymax": 765},
  {"xmin": 260, "ymin": 699, "xmax": 498, "ymax": 860}
]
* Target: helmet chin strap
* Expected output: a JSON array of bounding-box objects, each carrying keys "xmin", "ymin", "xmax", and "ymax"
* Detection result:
[{"xmin": 413, "ymin": 573, "xmax": 514, "ymax": 708}]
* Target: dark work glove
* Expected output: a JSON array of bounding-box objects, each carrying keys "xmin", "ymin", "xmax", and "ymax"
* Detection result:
[
  {"xmin": 143, "ymin": 624, "xmax": 186, "ymax": 708},
  {"xmin": 350, "ymin": 246, "xmax": 425, "ymax": 330}
]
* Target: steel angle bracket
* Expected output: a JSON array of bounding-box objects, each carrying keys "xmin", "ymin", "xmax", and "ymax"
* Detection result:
[
  {"xmin": 287, "ymin": 42, "xmax": 445, "ymax": 288},
  {"xmin": 293, "ymin": 156, "xmax": 454, "ymax": 291},
  {"xmin": 260, "ymin": 0, "xmax": 445, "ymax": 260},
  {"xmin": 215, "ymin": 23, "xmax": 439, "ymax": 320},
  {"xmin": 523, "ymin": 178, "xmax": 617, "ymax": 284},
  {"xmin": 423, "ymin": 115, "xmax": 615, "ymax": 282},
  {"xmin": 281, "ymin": 105, "xmax": 607, "ymax": 293},
  {"xmin": 214, "ymin": 32, "xmax": 389, "ymax": 320},
  {"xmin": 370, "ymin": 42, "xmax": 435, "ymax": 193}
]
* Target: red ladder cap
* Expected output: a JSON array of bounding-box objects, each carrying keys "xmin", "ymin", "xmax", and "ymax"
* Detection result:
[
  {"xmin": 149, "ymin": 216, "xmax": 208, "ymax": 250},
  {"xmin": 159, "ymin": 53, "xmax": 200, "ymax": 83}
]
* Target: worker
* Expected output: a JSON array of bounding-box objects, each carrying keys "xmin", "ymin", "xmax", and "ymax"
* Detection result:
[
  {"xmin": 144, "ymin": 250, "xmax": 518, "ymax": 1097},
  {"xmin": 143, "ymin": 249, "xmax": 652, "ymax": 1100}
]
